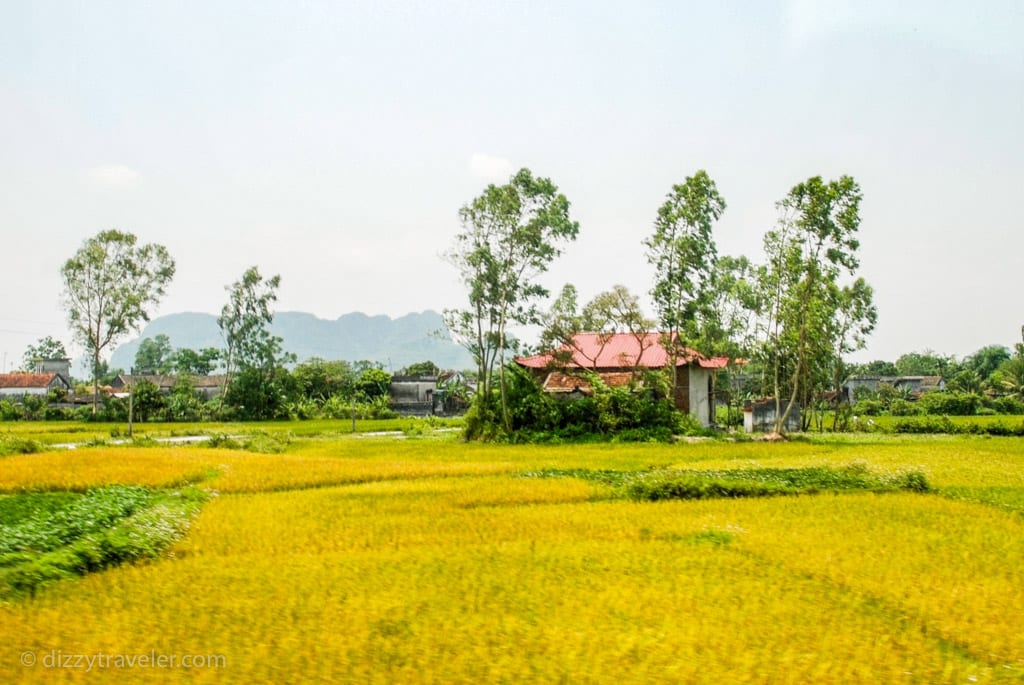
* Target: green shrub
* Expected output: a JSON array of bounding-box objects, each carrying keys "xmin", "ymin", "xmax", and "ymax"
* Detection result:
[
  {"xmin": 891, "ymin": 415, "xmax": 958, "ymax": 434},
  {"xmin": 852, "ymin": 399, "xmax": 884, "ymax": 416},
  {"xmin": 0, "ymin": 399, "xmax": 21, "ymax": 421},
  {"xmin": 889, "ymin": 399, "xmax": 918, "ymax": 416},
  {"xmin": 918, "ymin": 391, "xmax": 981, "ymax": 416},
  {"xmin": 992, "ymin": 396, "xmax": 1024, "ymax": 415},
  {"xmin": 0, "ymin": 437, "xmax": 44, "ymax": 456}
]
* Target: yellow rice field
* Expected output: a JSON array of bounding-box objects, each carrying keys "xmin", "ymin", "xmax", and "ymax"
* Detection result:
[{"xmin": 2, "ymin": 430, "xmax": 1024, "ymax": 683}]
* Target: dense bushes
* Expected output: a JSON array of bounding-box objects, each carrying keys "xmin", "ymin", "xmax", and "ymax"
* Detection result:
[
  {"xmin": 853, "ymin": 390, "xmax": 1018, "ymax": 420},
  {"xmin": 889, "ymin": 416, "xmax": 1024, "ymax": 436},
  {"xmin": 917, "ymin": 391, "xmax": 981, "ymax": 416},
  {"xmin": 485, "ymin": 365, "xmax": 697, "ymax": 443}
]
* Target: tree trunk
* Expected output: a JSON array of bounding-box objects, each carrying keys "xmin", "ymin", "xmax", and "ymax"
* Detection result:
[{"xmin": 92, "ymin": 348, "xmax": 100, "ymax": 414}]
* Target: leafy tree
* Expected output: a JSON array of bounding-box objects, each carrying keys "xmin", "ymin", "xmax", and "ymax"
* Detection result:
[
  {"xmin": 134, "ymin": 334, "xmax": 174, "ymax": 374},
  {"xmin": 583, "ymin": 285, "xmax": 655, "ymax": 341},
  {"xmin": 644, "ymin": 170, "xmax": 726, "ymax": 399},
  {"xmin": 293, "ymin": 358, "xmax": 357, "ymax": 401},
  {"xmin": 170, "ymin": 347, "xmax": 221, "ymax": 376},
  {"xmin": 165, "ymin": 376, "xmax": 203, "ymax": 421},
  {"xmin": 539, "ymin": 283, "xmax": 583, "ymax": 355},
  {"xmin": 444, "ymin": 168, "xmax": 579, "ymax": 435},
  {"xmin": 21, "ymin": 336, "xmax": 68, "ymax": 371},
  {"xmin": 129, "ymin": 378, "xmax": 165, "ymax": 422},
  {"xmin": 756, "ymin": 176, "xmax": 869, "ymax": 433},
  {"xmin": 225, "ymin": 366, "xmax": 297, "ymax": 420},
  {"xmin": 218, "ymin": 267, "xmax": 296, "ymax": 419},
  {"xmin": 895, "ymin": 350, "xmax": 956, "ymax": 377},
  {"xmin": 947, "ymin": 369, "xmax": 984, "ymax": 395},
  {"xmin": 963, "ymin": 345, "xmax": 1011, "ymax": 381},
  {"xmin": 400, "ymin": 360, "xmax": 440, "ymax": 377},
  {"xmin": 996, "ymin": 326, "xmax": 1024, "ymax": 400},
  {"xmin": 701, "ymin": 255, "xmax": 763, "ymax": 424},
  {"xmin": 218, "ymin": 267, "xmax": 293, "ymax": 377},
  {"xmin": 848, "ymin": 360, "xmax": 898, "ymax": 377},
  {"xmin": 60, "ymin": 230, "xmax": 175, "ymax": 412},
  {"xmin": 355, "ymin": 367, "xmax": 391, "ymax": 400},
  {"xmin": 824, "ymin": 278, "xmax": 877, "ymax": 428},
  {"xmin": 540, "ymin": 284, "xmax": 655, "ymax": 371},
  {"xmin": 702, "ymin": 255, "xmax": 761, "ymax": 359}
]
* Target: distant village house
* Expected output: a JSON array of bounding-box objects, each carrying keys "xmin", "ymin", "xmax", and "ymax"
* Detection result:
[
  {"xmin": 844, "ymin": 375, "xmax": 945, "ymax": 401},
  {"xmin": 110, "ymin": 374, "xmax": 228, "ymax": 400},
  {"xmin": 0, "ymin": 357, "xmax": 73, "ymax": 399},
  {"xmin": 514, "ymin": 332, "xmax": 728, "ymax": 427}
]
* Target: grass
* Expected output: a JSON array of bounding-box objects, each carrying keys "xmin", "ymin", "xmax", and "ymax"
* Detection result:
[
  {"xmin": 0, "ymin": 416, "xmax": 463, "ymax": 446},
  {"xmin": 0, "ymin": 424, "xmax": 1023, "ymax": 682}
]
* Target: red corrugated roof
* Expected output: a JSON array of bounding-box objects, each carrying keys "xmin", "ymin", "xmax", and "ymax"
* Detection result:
[
  {"xmin": 516, "ymin": 333, "xmax": 720, "ymax": 370},
  {"xmin": 0, "ymin": 373, "xmax": 60, "ymax": 389}
]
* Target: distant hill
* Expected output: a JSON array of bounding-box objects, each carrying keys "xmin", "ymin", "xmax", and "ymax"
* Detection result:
[{"xmin": 106, "ymin": 311, "xmax": 473, "ymax": 373}]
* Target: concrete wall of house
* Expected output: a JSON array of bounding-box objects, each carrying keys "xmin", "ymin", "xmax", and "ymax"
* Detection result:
[
  {"xmin": 33, "ymin": 358, "xmax": 71, "ymax": 379},
  {"xmin": 389, "ymin": 378, "xmax": 437, "ymax": 404},
  {"xmin": 666, "ymin": 366, "xmax": 717, "ymax": 427},
  {"xmin": 0, "ymin": 387, "xmax": 48, "ymax": 397},
  {"xmin": 389, "ymin": 377, "xmax": 437, "ymax": 416}
]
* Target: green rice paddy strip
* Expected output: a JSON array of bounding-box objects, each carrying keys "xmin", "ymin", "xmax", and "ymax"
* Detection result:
[
  {"xmin": 0, "ymin": 486, "xmax": 206, "ymax": 599},
  {"xmin": 521, "ymin": 464, "xmax": 930, "ymax": 501}
]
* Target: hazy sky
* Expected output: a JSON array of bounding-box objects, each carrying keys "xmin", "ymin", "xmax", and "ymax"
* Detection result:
[{"xmin": 2, "ymin": 0, "xmax": 1021, "ymax": 370}]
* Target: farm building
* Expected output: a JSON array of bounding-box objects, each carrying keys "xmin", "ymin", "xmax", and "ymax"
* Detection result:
[
  {"xmin": 514, "ymin": 332, "xmax": 728, "ymax": 427},
  {"xmin": 844, "ymin": 375, "xmax": 945, "ymax": 400},
  {"xmin": 743, "ymin": 398, "xmax": 802, "ymax": 433},
  {"xmin": 389, "ymin": 375, "xmax": 438, "ymax": 416}
]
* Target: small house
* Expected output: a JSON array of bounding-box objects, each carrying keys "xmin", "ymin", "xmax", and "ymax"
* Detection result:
[
  {"xmin": 0, "ymin": 373, "xmax": 73, "ymax": 398},
  {"xmin": 514, "ymin": 332, "xmax": 728, "ymax": 427},
  {"xmin": 389, "ymin": 375, "xmax": 437, "ymax": 416}
]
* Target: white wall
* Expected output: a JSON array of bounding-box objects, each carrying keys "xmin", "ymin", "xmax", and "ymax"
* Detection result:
[{"xmin": 0, "ymin": 387, "xmax": 48, "ymax": 397}]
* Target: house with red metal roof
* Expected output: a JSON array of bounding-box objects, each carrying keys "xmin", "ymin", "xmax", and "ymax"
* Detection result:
[
  {"xmin": 515, "ymin": 332, "xmax": 728, "ymax": 426},
  {"xmin": 0, "ymin": 372, "xmax": 73, "ymax": 398}
]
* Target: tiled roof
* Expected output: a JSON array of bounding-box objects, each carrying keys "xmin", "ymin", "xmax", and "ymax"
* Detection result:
[
  {"xmin": 0, "ymin": 373, "xmax": 61, "ymax": 389},
  {"xmin": 516, "ymin": 333, "xmax": 728, "ymax": 370}
]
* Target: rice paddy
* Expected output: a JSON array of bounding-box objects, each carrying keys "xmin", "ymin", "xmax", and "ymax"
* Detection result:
[{"xmin": 1, "ymin": 425, "xmax": 1023, "ymax": 682}]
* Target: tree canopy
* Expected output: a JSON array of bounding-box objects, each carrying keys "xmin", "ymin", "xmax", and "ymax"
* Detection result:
[
  {"xmin": 21, "ymin": 336, "xmax": 68, "ymax": 371},
  {"xmin": 218, "ymin": 266, "xmax": 296, "ymax": 419},
  {"xmin": 134, "ymin": 334, "xmax": 174, "ymax": 374},
  {"xmin": 444, "ymin": 168, "xmax": 578, "ymax": 435},
  {"xmin": 755, "ymin": 175, "xmax": 872, "ymax": 433},
  {"xmin": 60, "ymin": 230, "xmax": 175, "ymax": 411}
]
